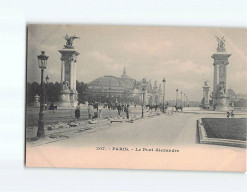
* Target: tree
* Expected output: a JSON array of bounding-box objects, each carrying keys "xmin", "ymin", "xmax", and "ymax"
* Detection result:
[
  {"xmin": 27, "ymin": 80, "xmax": 89, "ymax": 104},
  {"xmin": 26, "ymin": 81, "xmax": 61, "ymax": 104},
  {"xmin": 26, "ymin": 82, "xmax": 40, "ymax": 104},
  {"xmin": 76, "ymin": 80, "xmax": 88, "ymax": 103},
  {"xmin": 234, "ymin": 99, "xmax": 247, "ymax": 107},
  {"xmin": 47, "ymin": 82, "xmax": 61, "ymax": 102}
]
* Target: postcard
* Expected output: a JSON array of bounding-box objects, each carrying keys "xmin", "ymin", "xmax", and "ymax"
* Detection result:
[{"xmin": 25, "ymin": 24, "xmax": 247, "ymax": 172}]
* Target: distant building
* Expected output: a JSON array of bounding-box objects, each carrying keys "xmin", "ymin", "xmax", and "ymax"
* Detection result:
[{"xmin": 87, "ymin": 68, "xmax": 163, "ymax": 105}]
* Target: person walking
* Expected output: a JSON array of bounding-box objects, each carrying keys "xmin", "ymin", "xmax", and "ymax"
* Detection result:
[
  {"xmin": 125, "ymin": 104, "xmax": 130, "ymax": 119},
  {"xmin": 98, "ymin": 103, "xmax": 103, "ymax": 119},
  {"xmin": 75, "ymin": 107, "xmax": 80, "ymax": 120},
  {"xmin": 117, "ymin": 104, "xmax": 121, "ymax": 116},
  {"xmin": 88, "ymin": 103, "xmax": 93, "ymax": 119}
]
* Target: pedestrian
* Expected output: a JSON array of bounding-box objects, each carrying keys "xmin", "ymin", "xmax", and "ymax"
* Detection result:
[
  {"xmin": 231, "ymin": 110, "xmax": 234, "ymax": 118},
  {"xmin": 226, "ymin": 111, "xmax": 230, "ymax": 118},
  {"xmin": 117, "ymin": 104, "xmax": 121, "ymax": 116},
  {"xmin": 75, "ymin": 107, "xmax": 80, "ymax": 120},
  {"xmin": 88, "ymin": 103, "xmax": 93, "ymax": 119},
  {"xmin": 125, "ymin": 104, "xmax": 130, "ymax": 119},
  {"xmin": 121, "ymin": 104, "xmax": 124, "ymax": 117},
  {"xmin": 98, "ymin": 103, "xmax": 103, "ymax": 119}
]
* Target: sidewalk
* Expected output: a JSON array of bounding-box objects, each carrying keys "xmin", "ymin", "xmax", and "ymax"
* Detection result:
[{"xmin": 26, "ymin": 109, "xmax": 163, "ymax": 147}]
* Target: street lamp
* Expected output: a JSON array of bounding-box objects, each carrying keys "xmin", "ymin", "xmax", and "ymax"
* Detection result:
[
  {"xmin": 162, "ymin": 78, "xmax": 166, "ymax": 113},
  {"xmin": 108, "ymin": 87, "xmax": 111, "ymax": 103},
  {"xmin": 141, "ymin": 78, "xmax": 147, "ymax": 118},
  {"xmin": 175, "ymin": 89, "xmax": 178, "ymax": 107},
  {"xmin": 181, "ymin": 91, "xmax": 183, "ymax": 107},
  {"xmin": 45, "ymin": 75, "xmax": 49, "ymax": 103},
  {"xmin": 37, "ymin": 51, "xmax": 49, "ymax": 138},
  {"xmin": 183, "ymin": 93, "xmax": 185, "ymax": 107}
]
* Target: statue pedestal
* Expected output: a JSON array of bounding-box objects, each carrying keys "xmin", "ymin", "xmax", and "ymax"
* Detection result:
[
  {"xmin": 59, "ymin": 90, "xmax": 78, "ymax": 108},
  {"xmin": 213, "ymin": 95, "xmax": 229, "ymax": 112},
  {"xmin": 33, "ymin": 94, "xmax": 40, "ymax": 107}
]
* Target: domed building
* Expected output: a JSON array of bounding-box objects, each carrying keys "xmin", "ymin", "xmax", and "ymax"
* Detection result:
[{"xmin": 87, "ymin": 68, "xmax": 163, "ymax": 105}]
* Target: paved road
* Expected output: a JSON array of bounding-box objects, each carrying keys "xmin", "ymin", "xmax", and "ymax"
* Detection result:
[
  {"xmin": 26, "ymin": 112, "xmax": 246, "ymax": 172},
  {"xmin": 28, "ymin": 111, "xmax": 247, "ymax": 148},
  {"xmin": 52, "ymin": 113, "xmax": 197, "ymax": 147}
]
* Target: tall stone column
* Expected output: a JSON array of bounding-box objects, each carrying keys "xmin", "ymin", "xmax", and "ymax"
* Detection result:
[
  {"xmin": 59, "ymin": 49, "xmax": 80, "ymax": 107},
  {"xmin": 211, "ymin": 36, "xmax": 231, "ymax": 111}
]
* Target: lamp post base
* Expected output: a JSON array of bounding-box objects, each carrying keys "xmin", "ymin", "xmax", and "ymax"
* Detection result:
[{"xmin": 37, "ymin": 117, "xmax": 45, "ymax": 138}]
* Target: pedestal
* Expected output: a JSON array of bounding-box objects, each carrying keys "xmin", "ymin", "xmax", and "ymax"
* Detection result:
[
  {"xmin": 33, "ymin": 94, "xmax": 40, "ymax": 107},
  {"xmin": 214, "ymin": 95, "xmax": 229, "ymax": 111},
  {"xmin": 59, "ymin": 90, "xmax": 78, "ymax": 108}
]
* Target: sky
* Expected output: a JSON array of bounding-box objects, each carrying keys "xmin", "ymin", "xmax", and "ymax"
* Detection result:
[{"xmin": 27, "ymin": 25, "xmax": 247, "ymax": 101}]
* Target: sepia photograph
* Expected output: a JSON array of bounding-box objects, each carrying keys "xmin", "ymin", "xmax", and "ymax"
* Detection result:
[{"xmin": 25, "ymin": 24, "xmax": 247, "ymax": 172}]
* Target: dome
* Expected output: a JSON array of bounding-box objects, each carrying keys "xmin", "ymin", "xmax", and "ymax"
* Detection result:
[{"xmin": 88, "ymin": 75, "xmax": 136, "ymax": 90}]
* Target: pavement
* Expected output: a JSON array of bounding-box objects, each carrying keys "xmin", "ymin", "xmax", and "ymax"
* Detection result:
[{"xmin": 25, "ymin": 108, "xmax": 247, "ymax": 171}]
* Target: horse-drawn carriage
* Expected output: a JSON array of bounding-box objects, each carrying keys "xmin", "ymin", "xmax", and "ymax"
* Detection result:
[
  {"xmin": 174, "ymin": 106, "xmax": 183, "ymax": 112},
  {"xmin": 45, "ymin": 103, "xmax": 57, "ymax": 112}
]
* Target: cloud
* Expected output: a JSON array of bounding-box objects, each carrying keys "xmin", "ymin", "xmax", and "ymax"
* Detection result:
[
  {"xmin": 122, "ymin": 39, "xmax": 173, "ymax": 57},
  {"xmin": 163, "ymin": 59, "xmax": 210, "ymax": 75}
]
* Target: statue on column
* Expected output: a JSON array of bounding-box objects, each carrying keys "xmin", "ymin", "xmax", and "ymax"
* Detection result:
[
  {"xmin": 215, "ymin": 36, "xmax": 226, "ymax": 52},
  {"xmin": 64, "ymin": 34, "xmax": 80, "ymax": 49},
  {"xmin": 204, "ymin": 80, "xmax": 209, "ymax": 86}
]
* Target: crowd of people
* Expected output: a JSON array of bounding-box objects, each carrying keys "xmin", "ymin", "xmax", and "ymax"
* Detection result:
[
  {"xmin": 73, "ymin": 101, "xmax": 168, "ymax": 121},
  {"xmin": 74, "ymin": 102, "xmax": 132, "ymax": 120}
]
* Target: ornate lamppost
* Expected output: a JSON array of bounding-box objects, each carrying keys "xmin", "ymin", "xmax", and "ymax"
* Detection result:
[
  {"xmin": 141, "ymin": 78, "xmax": 147, "ymax": 118},
  {"xmin": 162, "ymin": 78, "xmax": 166, "ymax": 113},
  {"xmin": 141, "ymin": 88, "xmax": 145, "ymax": 118},
  {"xmin": 175, "ymin": 89, "xmax": 178, "ymax": 107},
  {"xmin": 181, "ymin": 91, "xmax": 183, "ymax": 107},
  {"xmin": 45, "ymin": 75, "xmax": 49, "ymax": 103},
  {"xmin": 37, "ymin": 51, "xmax": 49, "ymax": 138},
  {"xmin": 184, "ymin": 93, "xmax": 186, "ymax": 107},
  {"xmin": 108, "ymin": 87, "xmax": 111, "ymax": 104},
  {"xmin": 184, "ymin": 93, "xmax": 185, "ymax": 107}
]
